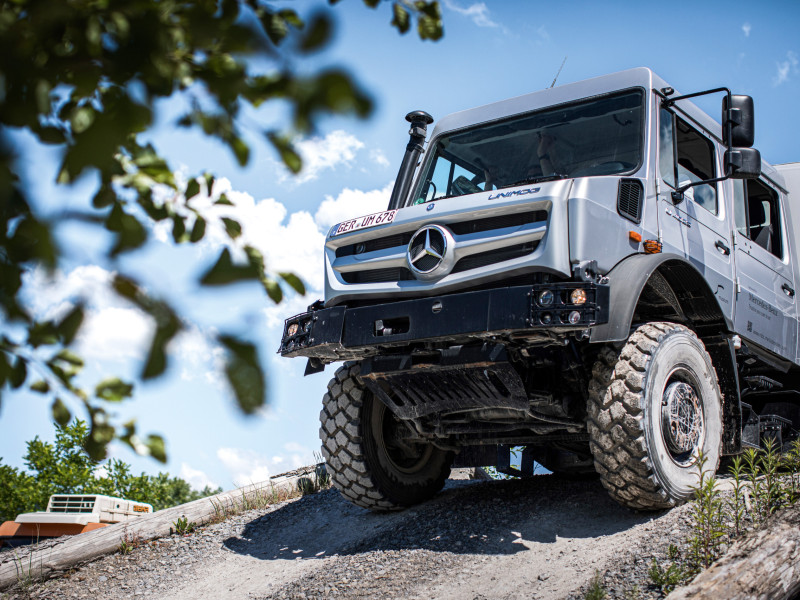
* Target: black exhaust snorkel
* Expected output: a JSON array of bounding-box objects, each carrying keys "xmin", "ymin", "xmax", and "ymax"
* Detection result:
[{"xmin": 387, "ymin": 110, "xmax": 434, "ymax": 210}]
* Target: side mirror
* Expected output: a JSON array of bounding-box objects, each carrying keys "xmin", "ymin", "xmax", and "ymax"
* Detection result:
[
  {"xmin": 722, "ymin": 95, "xmax": 755, "ymax": 148},
  {"xmin": 725, "ymin": 148, "xmax": 761, "ymax": 179}
]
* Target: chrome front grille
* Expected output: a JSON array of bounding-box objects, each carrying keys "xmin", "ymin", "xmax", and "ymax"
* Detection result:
[{"xmin": 330, "ymin": 209, "xmax": 548, "ymax": 286}]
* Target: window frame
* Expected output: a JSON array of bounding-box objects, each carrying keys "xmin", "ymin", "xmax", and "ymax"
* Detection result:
[
  {"xmin": 659, "ymin": 108, "xmax": 720, "ymax": 215},
  {"xmin": 733, "ymin": 177, "xmax": 786, "ymax": 261}
]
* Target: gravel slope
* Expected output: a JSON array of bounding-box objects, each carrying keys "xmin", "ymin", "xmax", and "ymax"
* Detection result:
[{"xmin": 3, "ymin": 473, "xmax": 696, "ymax": 600}]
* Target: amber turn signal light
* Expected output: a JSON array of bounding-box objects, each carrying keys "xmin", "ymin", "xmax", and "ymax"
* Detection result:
[
  {"xmin": 629, "ymin": 231, "xmax": 642, "ymax": 243},
  {"xmin": 643, "ymin": 240, "xmax": 663, "ymax": 254}
]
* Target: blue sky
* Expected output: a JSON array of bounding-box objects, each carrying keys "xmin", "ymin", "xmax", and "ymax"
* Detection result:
[{"xmin": 2, "ymin": 0, "xmax": 799, "ymax": 492}]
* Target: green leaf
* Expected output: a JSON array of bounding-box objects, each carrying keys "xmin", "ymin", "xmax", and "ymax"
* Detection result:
[
  {"xmin": 145, "ymin": 434, "xmax": 167, "ymax": 463},
  {"xmin": 71, "ymin": 106, "xmax": 96, "ymax": 134},
  {"xmin": 362, "ymin": 0, "xmax": 380, "ymax": 7},
  {"xmin": 214, "ymin": 194, "xmax": 234, "ymax": 206},
  {"xmin": 391, "ymin": 3, "xmax": 410, "ymax": 34},
  {"xmin": 267, "ymin": 133, "xmax": 302, "ymax": 173},
  {"xmin": 55, "ymin": 349, "xmax": 84, "ymax": 367},
  {"xmin": 264, "ymin": 277, "xmax": 283, "ymax": 303},
  {"xmin": 221, "ymin": 217, "xmax": 242, "ymax": 240},
  {"xmin": 200, "ymin": 248, "xmax": 260, "ymax": 286},
  {"xmin": 56, "ymin": 305, "xmax": 84, "ymax": 345},
  {"xmin": 142, "ymin": 311, "xmax": 181, "ymax": 380},
  {"xmin": 172, "ymin": 214, "xmax": 187, "ymax": 243},
  {"xmin": 92, "ymin": 185, "xmax": 115, "ymax": 209},
  {"xmin": 95, "ymin": 377, "xmax": 134, "ymax": 402},
  {"xmin": 185, "ymin": 178, "xmax": 200, "ymax": 201},
  {"xmin": 278, "ymin": 272, "xmax": 306, "ymax": 295},
  {"xmin": 220, "ymin": 336, "xmax": 265, "ymax": 414},
  {"xmin": 29, "ymin": 321, "xmax": 59, "ymax": 347},
  {"xmin": 190, "ymin": 216, "xmax": 206, "ymax": 243},
  {"xmin": 52, "ymin": 398, "xmax": 71, "ymax": 427},
  {"xmin": 300, "ymin": 13, "xmax": 333, "ymax": 52},
  {"xmin": 10, "ymin": 357, "xmax": 27, "ymax": 389},
  {"xmin": 106, "ymin": 204, "xmax": 147, "ymax": 255},
  {"xmin": 415, "ymin": 1, "xmax": 443, "ymax": 40},
  {"xmin": 31, "ymin": 380, "xmax": 50, "ymax": 394},
  {"xmin": 231, "ymin": 136, "xmax": 250, "ymax": 166}
]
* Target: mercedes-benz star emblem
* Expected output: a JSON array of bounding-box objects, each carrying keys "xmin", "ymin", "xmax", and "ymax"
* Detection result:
[{"xmin": 406, "ymin": 225, "xmax": 455, "ymax": 281}]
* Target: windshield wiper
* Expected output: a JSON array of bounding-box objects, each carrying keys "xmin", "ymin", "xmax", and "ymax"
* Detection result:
[{"xmin": 500, "ymin": 174, "xmax": 568, "ymax": 189}]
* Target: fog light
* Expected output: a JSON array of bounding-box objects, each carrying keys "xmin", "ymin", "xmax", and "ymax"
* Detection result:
[
  {"xmin": 287, "ymin": 323, "xmax": 299, "ymax": 336},
  {"xmin": 538, "ymin": 290, "xmax": 554, "ymax": 306},
  {"xmin": 541, "ymin": 312, "xmax": 552, "ymax": 325},
  {"xmin": 568, "ymin": 310, "xmax": 581, "ymax": 325},
  {"xmin": 570, "ymin": 288, "xmax": 587, "ymax": 305}
]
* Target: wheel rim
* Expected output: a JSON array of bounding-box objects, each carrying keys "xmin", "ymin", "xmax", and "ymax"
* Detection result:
[
  {"xmin": 660, "ymin": 368, "xmax": 705, "ymax": 467},
  {"xmin": 374, "ymin": 400, "xmax": 433, "ymax": 475}
]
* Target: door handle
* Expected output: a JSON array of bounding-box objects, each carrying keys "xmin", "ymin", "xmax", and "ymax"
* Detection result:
[
  {"xmin": 715, "ymin": 240, "xmax": 730, "ymax": 255},
  {"xmin": 783, "ymin": 284, "xmax": 795, "ymax": 298}
]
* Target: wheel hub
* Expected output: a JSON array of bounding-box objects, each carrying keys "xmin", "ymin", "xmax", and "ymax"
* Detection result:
[{"xmin": 661, "ymin": 380, "xmax": 704, "ymax": 462}]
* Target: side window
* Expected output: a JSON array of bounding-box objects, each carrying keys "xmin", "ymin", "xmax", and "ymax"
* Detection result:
[
  {"xmin": 659, "ymin": 110, "xmax": 718, "ymax": 214},
  {"xmin": 675, "ymin": 117, "xmax": 717, "ymax": 214},
  {"xmin": 746, "ymin": 180, "xmax": 783, "ymax": 258},
  {"xmin": 659, "ymin": 108, "xmax": 676, "ymax": 188},
  {"xmin": 732, "ymin": 180, "xmax": 748, "ymax": 237}
]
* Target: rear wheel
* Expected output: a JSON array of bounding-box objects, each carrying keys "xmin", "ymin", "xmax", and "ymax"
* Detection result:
[
  {"xmin": 587, "ymin": 322, "xmax": 722, "ymax": 510},
  {"xmin": 319, "ymin": 362, "xmax": 452, "ymax": 511}
]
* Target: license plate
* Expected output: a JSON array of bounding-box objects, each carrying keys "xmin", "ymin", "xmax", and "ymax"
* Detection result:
[{"xmin": 331, "ymin": 210, "xmax": 396, "ymax": 236}]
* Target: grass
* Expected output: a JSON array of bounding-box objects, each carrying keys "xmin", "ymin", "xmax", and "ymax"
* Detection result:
[
  {"xmin": 171, "ymin": 516, "xmax": 197, "ymax": 536},
  {"xmin": 118, "ymin": 527, "xmax": 142, "ymax": 555},
  {"xmin": 584, "ymin": 570, "xmax": 607, "ymax": 600},
  {"xmin": 646, "ymin": 437, "xmax": 800, "ymax": 595},
  {"xmin": 209, "ymin": 461, "xmax": 332, "ymax": 523}
]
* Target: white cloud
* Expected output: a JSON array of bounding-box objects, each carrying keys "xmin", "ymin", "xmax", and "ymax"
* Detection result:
[
  {"xmin": 314, "ymin": 183, "xmax": 393, "ymax": 232},
  {"xmin": 370, "ymin": 149, "xmax": 390, "ymax": 168},
  {"xmin": 180, "ymin": 463, "xmax": 219, "ymax": 491},
  {"xmin": 742, "ymin": 22, "xmax": 751, "ymax": 37},
  {"xmin": 218, "ymin": 447, "xmax": 273, "ymax": 486},
  {"xmin": 443, "ymin": 0, "xmax": 502, "ymax": 29},
  {"xmin": 173, "ymin": 325, "xmax": 225, "ymax": 387},
  {"xmin": 774, "ymin": 51, "xmax": 799, "ymax": 86},
  {"xmin": 77, "ymin": 306, "xmax": 154, "ymax": 362},
  {"xmin": 279, "ymin": 130, "xmax": 365, "ymax": 184},
  {"xmin": 217, "ymin": 444, "xmax": 316, "ymax": 487}
]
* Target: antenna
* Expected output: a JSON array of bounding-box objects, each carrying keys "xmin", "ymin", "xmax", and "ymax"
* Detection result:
[{"xmin": 550, "ymin": 56, "xmax": 567, "ymax": 88}]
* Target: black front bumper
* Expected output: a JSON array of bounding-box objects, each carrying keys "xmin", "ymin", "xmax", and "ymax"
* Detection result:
[{"xmin": 279, "ymin": 283, "xmax": 609, "ymax": 361}]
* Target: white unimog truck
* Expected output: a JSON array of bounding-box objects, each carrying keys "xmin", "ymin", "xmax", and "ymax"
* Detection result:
[{"xmin": 280, "ymin": 68, "xmax": 800, "ymax": 511}]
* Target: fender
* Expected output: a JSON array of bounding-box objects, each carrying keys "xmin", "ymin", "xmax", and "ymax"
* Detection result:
[{"xmin": 590, "ymin": 252, "xmax": 731, "ymax": 343}]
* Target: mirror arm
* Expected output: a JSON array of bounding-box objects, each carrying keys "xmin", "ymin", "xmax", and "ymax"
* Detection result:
[{"xmin": 671, "ymin": 174, "xmax": 730, "ymax": 205}]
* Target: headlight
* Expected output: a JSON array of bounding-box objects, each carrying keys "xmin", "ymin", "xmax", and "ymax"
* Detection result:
[
  {"xmin": 568, "ymin": 310, "xmax": 581, "ymax": 325},
  {"xmin": 570, "ymin": 288, "xmax": 587, "ymax": 305},
  {"xmin": 287, "ymin": 323, "xmax": 299, "ymax": 336},
  {"xmin": 538, "ymin": 290, "xmax": 554, "ymax": 306}
]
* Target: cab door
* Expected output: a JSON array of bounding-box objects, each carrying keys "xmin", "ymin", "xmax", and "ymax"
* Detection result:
[
  {"xmin": 731, "ymin": 178, "xmax": 797, "ymax": 359},
  {"xmin": 657, "ymin": 108, "xmax": 735, "ymax": 323}
]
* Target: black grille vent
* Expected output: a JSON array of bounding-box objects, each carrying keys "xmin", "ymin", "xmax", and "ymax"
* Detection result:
[
  {"xmin": 448, "ymin": 210, "xmax": 547, "ymax": 235},
  {"xmin": 336, "ymin": 232, "xmax": 414, "ymax": 258},
  {"xmin": 341, "ymin": 268, "xmax": 414, "ymax": 284},
  {"xmin": 452, "ymin": 242, "xmax": 538, "ymax": 273},
  {"xmin": 335, "ymin": 211, "xmax": 547, "ymax": 259},
  {"xmin": 617, "ymin": 179, "xmax": 643, "ymax": 223}
]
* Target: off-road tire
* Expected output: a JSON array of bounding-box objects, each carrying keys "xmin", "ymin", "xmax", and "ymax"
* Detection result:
[
  {"xmin": 587, "ymin": 322, "xmax": 723, "ymax": 510},
  {"xmin": 319, "ymin": 362, "xmax": 452, "ymax": 511}
]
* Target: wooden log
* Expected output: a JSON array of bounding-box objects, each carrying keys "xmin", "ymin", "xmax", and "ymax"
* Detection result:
[
  {"xmin": 667, "ymin": 503, "xmax": 800, "ymax": 600},
  {"xmin": 0, "ymin": 464, "xmax": 323, "ymax": 591}
]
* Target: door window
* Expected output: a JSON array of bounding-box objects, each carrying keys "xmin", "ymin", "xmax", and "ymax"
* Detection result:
[
  {"xmin": 659, "ymin": 111, "xmax": 718, "ymax": 214},
  {"xmin": 732, "ymin": 179, "xmax": 784, "ymax": 259}
]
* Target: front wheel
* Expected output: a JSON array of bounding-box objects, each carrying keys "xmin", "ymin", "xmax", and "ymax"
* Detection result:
[
  {"xmin": 587, "ymin": 322, "xmax": 722, "ymax": 510},
  {"xmin": 319, "ymin": 362, "xmax": 452, "ymax": 511}
]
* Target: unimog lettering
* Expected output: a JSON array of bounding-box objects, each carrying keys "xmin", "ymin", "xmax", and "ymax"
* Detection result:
[{"xmin": 280, "ymin": 68, "xmax": 800, "ymax": 512}]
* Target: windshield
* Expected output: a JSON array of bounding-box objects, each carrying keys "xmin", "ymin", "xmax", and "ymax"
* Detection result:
[{"xmin": 412, "ymin": 89, "xmax": 644, "ymax": 204}]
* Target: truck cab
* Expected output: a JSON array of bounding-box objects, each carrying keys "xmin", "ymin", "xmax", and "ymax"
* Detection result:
[{"xmin": 281, "ymin": 68, "xmax": 800, "ymax": 512}]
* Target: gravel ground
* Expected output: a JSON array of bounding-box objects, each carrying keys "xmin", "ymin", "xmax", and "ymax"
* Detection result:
[{"xmin": 1, "ymin": 474, "xmax": 707, "ymax": 600}]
